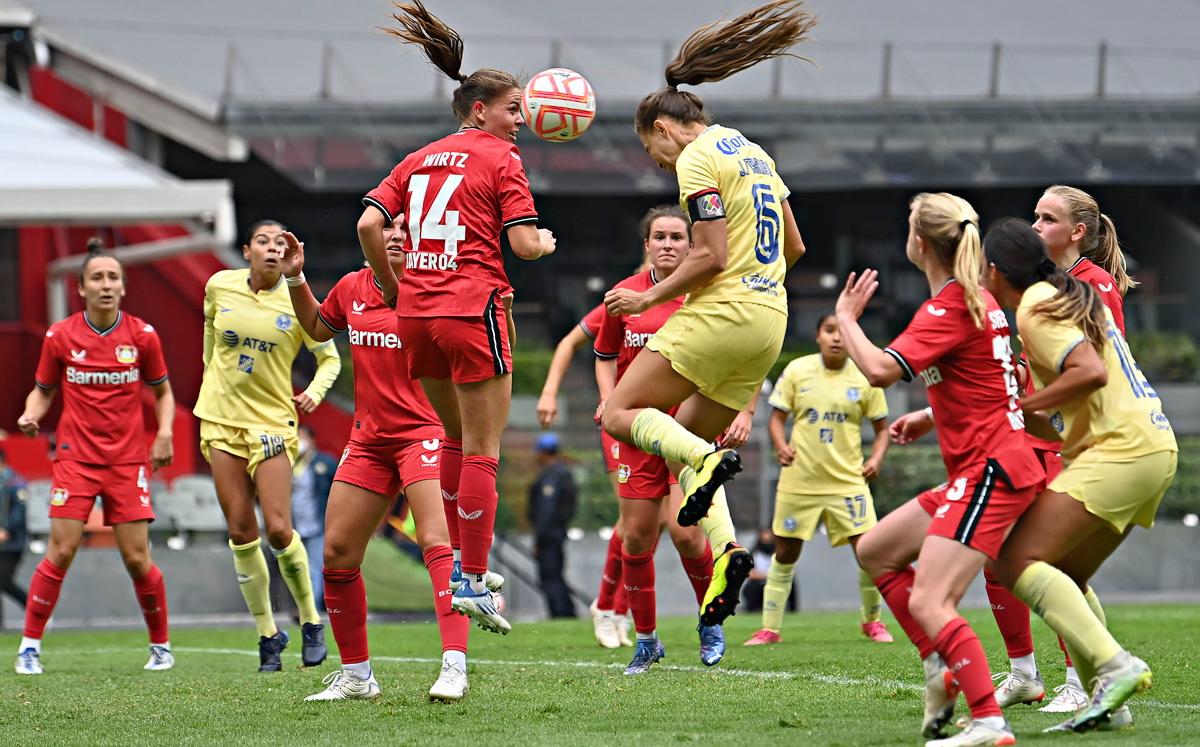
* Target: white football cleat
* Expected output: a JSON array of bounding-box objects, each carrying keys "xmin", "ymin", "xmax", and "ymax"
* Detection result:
[
  {"xmin": 428, "ymin": 662, "xmax": 470, "ymax": 702},
  {"xmin": 923, "ymin": 663, "xmax": 961, "ymax": 738},
  {"xmin": 15, "ymin": 648, "xmax": 42, "ymax": 675},
  {"xmin": 590, "ymin": 600, "xmax": 621, "ymax": 649},
  {"xmin": 451, "ymin": 585, "xmax": 511, "ymax": 634},
  {"xmin": 925, "ymin": 720, "xmax": 1016, "ymax": 747},
  {"xmin": 1039, "ymin": 680, "xmax": 1089, "ymax": 712},
  {"xmin": 144, "ymin": 645, "xmax": 174, "ymax": 671},
  {"xmin": 993, "ymin": 670, "xmax": 1045, "ymax": 707},
  {"xmin": 448, "ymin": 561, "xmax": 505, "ymax": 593},
  {"xmin": 617, "ymin": 614, "xmax": 633, "ymax": 647},
  {"xmin": 304, "ymin": 669, "xmax": 381, "ymax": 701}
]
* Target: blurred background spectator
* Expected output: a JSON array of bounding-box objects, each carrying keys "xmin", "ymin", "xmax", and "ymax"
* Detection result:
[
  {"xmin": 0, "ymin": 447, "xmax": 29, "ymax": 628},
  {"xmin": 528, "ymin": 433, "xmax": 577, "ymax": 618}
]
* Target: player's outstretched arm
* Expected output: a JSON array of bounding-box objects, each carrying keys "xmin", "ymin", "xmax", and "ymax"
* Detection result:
[
  {"xmin": 281, "ymin": 232, "xmax": 335, "ymax": 344},
  {"xmin": 358, "ymin": 207, "xmax": 398, "ymax": 309},
  {"xmin": 632, "ymin": 219, "xmax": 728, "ymax": 312},
  {"xmin": 17, "ymin": 386, "xmax": 55, "ymax": 438},
  {"xmin": 538, "ymin": 325, "xmax": 592, "ymax": 428},
  {"xmin": 508, "ymin": 225, "xmax": 556, "ymax": 260},
  {"xmin": 835, "ymin": 270, "xmax": 904, "ymax": 388}
]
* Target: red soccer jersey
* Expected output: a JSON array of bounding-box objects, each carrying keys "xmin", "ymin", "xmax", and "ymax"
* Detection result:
[
  {"xmin": 34, "ymin": 311, "xmax": 169, "ymax": 465},
  {"xmin": 578, "ymin": 303, "xmax": 606, "ymax": 340},
  {"xmin": 884, "ymin": 281, "xmax": 1042, "ymax": 488},
  {"xmin": 318, "ymin": 268, "xmax": 444, "ymax": 445},
  {"xmin": 594, "ymin": 270, "xmax": 685, "ymax": 381},
  {"xmin": 363, "ymin": 128, "xmax": 538, "ymax": 317}
]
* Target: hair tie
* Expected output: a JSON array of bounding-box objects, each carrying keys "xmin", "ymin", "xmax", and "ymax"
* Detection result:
[{"xmin": 959, "ymin": 219, "xmax": 974, "ymax": 231}]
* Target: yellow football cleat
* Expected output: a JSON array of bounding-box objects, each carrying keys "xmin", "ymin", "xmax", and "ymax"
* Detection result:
[
  {"xmin": 700, "ymin": 542, "xmax": 752, "ymax": 626},
  {"xmin": 677, "ymin": 449, "xmax": 742, "ymax": 527}
]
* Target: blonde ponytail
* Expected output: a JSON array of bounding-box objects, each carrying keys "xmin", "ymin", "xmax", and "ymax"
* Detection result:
[
  {"xmin": 911, "ymin": 192, "xmax": 985, "ymax": 329},
  {"xmin": 1092, "ymin": 213, "xmax": 1138, "ymax": 294}
]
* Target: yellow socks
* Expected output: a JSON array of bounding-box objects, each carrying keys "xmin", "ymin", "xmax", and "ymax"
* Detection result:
[
  {"xmin": 272, "ymin": 531, "xmax": 320, "ymax": 625},
  {"xmin": 763, "ymin": 558, "xmax": 795, "ymax": 633},
  {"xmin": 1013, "ymin": 561, "xmax": 1121, "ymax": 671},
  {"xmin": 1065, "ymin": 586, "xmax": 1109, "ymax": 696},
  {"xmin": 694, "ymin": 482, "xmax": 737, "ymax": 551},
  {"xmin": 859, "ymin": 568, "xmax": 883, "ymax": 624},
  {"xmin": 230, "ymin": 538, "xmax": 276, "ymax": 638},
  {"xmin": 631, "ymin": 408, "xmax": 711, "ymax": 471}
]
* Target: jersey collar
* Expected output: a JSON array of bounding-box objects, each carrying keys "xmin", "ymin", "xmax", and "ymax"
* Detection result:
[
  {"xmin": 246, "ymin": 273, "xmax": 285, "ymax": 295},
  {"xmin": 84, "ymin": 310, "xmax": 123, "ymax": 337},
  {"xmin": 649, "ymin": 268, "xmax": 659, "ymax": 285},
  {"xmin": 1067, "ymin": 255, "xmax": 1087, "ymax": 273},
  {"xmin": 935, "ymin": 277, "xmax": 958, "ymax": 296}
]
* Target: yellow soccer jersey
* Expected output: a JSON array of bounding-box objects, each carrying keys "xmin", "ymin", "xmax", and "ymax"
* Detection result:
[
  {"xmin": 1018, "ymin": 281, "xmax": 1176, "ymax": 461},
  {"xmin": 676, "ymin": 125, "xmax": 790, "ymax": 314},
  {"xmin": 769, "ymin": 354, "xmax": 888, "ymax": 496},
  {"xmin": 194, "ymin": 269, "xmax": 341, "ymax": 431}
]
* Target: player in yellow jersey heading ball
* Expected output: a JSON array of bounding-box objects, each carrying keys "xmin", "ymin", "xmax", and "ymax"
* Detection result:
[{"xmin": 194, "ymin": 219, "xmax": 341, "ymax": 672}]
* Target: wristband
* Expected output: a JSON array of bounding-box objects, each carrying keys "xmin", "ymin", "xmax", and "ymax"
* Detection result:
[
  {"xmin": 285, "ymin": 272, "xmax": 306, "ymax": 287},
  {"xmin": 924, "ymin": 406, "xmax": 934, "ymax": 421}
]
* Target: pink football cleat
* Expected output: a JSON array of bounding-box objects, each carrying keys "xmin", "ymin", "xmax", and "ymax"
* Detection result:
[
  {"xmin": 861, "ymin": 621, "xmax": 894, "ymax": 642},
  {"xmin": 743, "ymin": 629, "xmax": 782, "ymax": 646}
]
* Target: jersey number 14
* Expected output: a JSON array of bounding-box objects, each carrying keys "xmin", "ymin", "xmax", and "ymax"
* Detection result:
[{"xmin": 407, "ymin": 175, "xmax": 466, "ymax": 258}]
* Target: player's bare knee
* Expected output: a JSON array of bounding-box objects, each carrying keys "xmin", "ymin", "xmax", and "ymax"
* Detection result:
[
  {"xmin": 122, "ymin": 553, "xmax": 151, "ymax": 578},
  {"xmin": 265, "ymin": 527, "xmax": 292, "ymax": 550},
  {"xmin": 414, "ymin": 527, "xmax": 450, "ymax": 554},
  {"xmin": 47, "ymin": 543, "xmax": 78, "ymax": 570}
]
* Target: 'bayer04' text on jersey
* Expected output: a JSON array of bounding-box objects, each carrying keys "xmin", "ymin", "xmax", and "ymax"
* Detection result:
[
  {"xmin": 769, "ymin": 354, "xmax": 887, "ymax": 496},
  {"xmin": 318, "ymin": 268, "xmax": 443, "ymax": 445},
  {"xmin": 364, "ymin": 127, "xmax": 538, "ymax": 317},
  {"xmin": 884, "ymin": 280, "xmax": 1042, "ymax": 488},
  {"xmin": 593, "ymin": 269, "xmax": 684, "ymax": 381},
  {"xmin": 1018, "ymin": 281, "xmax": 1176, "ymax": 461},
  {"xmin": 35, "ymin": 311, "xmax": 169, "ymax": 465},
  {"xmin": 675, "ymin": 125, "xmax": 790, "ymax": 314},
  {"xmin": 195, "ymin": 269, "xmax": 340, "ymax": 431},
  {"xmin": 578, "ymin": 303, "xmax": 606, "ymax": 340}
]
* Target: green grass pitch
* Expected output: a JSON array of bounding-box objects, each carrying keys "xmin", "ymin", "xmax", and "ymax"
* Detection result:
[{"xmin": 2, "ymin": 605, "xmax": 1199, "ymax": 746}]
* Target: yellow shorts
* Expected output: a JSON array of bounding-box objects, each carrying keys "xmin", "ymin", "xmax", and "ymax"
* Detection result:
[
  {"xmin": 1050, "ymin": 448, "xmax": 1177, "ymax": 533},
  {"xmin": 647, "ymin": 301, "xmax": 786, "ymax": 411},
  {"xmin": 200, "ymin": 420, "xmax": 299, "ymax": 479},
  {"xmin": 772, "ymin": 489, "xmax": 878, "ymax": 547}
]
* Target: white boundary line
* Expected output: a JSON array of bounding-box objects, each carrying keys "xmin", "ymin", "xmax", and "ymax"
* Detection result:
[{"xmin": 49, "ymin": 646, "xmax": 1200, "ymax": 711}]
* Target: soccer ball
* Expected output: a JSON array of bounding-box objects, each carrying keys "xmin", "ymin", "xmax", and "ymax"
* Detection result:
[{"xmin": 521, "ymin": 68, "xmax": 596, "ymax": 142}]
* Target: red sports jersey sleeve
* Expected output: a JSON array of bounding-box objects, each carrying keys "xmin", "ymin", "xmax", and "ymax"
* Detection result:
[
  {"xmin": 1070, "ymin": 258, "xmax": 1125, "ymax": 336},
  {"xmin": 593, "ymin": 304, "xmax": 621, "ymax": 360},
  {"xmin": 593, "ymin": 270, "xmax": 684, "ymax": 381},
  {"xmin": 363, "ymin": 166, "xmax": 404, "ymax": 226},
  {"xmin": 136, "ymin": 323, "xmax": 170, "ymax": 385},
  {"xmin": 498, "ymin": 145, "xmax": 538, "ymax": 228},
  {"xmin": 317, "ymin": 275, "xmax": 351, "ymax": 334},
  {"xmin": 883, "ymin": 291, "xmax": 969, "ymax": 378},
  {"xmin": 578, "ymin": 303, "xmax": 606, "ymax": 340},
  {"xmin": 34, "ymin": 326, "xmax": 63, "ymax": 389}
]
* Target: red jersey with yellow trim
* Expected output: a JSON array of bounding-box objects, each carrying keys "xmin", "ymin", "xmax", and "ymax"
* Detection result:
[
  {"xmin": 318, "ymin": 268, "xmax": 443, "ymax": 445},
  {"xmin": 34, "ymin": 311, "xmax": 169, "ymax": 465},
  {"xmin": 594, "ymin": 269, "xmax": 685, "ymax": 380},
  {"xmin": 363, "ymin": 127, "xmax": 538, "ymax": 317},
  {"xmin": 883, "ymin": 281, "xmax": 1042, "ymax": 488}
]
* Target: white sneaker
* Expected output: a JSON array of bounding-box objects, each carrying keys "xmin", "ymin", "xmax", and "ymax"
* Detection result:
[
  {"xmin": 590, "ymin": 600, "xmax": 621, "ymax": 649},
  {"xmin": 992, "ymin": 670, "xmax": 1045, "ymax": 707},
  {"xmin": 15, "ymin": 648, "xmax": 42, "ymax": 675},
  {"xmin": 144, "ymin": 645, "xmax": 174, "ymax": 671},
  {"xmin": 1039, "ymin": 681, "xmax": 1089, "ymax": 712},
  {"xmin": 451, "ymin": 585, "xmax": 511, "ymax": 634},
  {"xmin": 617, "ymin": 614, "xmax": 634, "ymax": 647},
  {"xmin": 925, "ymin": 720, "xmax": 1016, "ymax": 747},
  {"xmin": 428, "ymin": 662, "xmax": 469, "ymax": 702},
  {"xmin": 304, "ymin": 669, "xmax": 381, "ymax": 701},
  {"xmin": 923, "ymin": 664, "xmax": 961, "ymax": 738}
]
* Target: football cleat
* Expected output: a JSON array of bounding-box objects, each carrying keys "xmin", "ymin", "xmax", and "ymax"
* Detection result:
[
  {"xmin": 861, "ymin": 621, "xmax": 894, "ymax": 643},
  {"xmin": 590, "ymin": 599, "xmax": 621, "ymax": 649},
  {"xmin": 923, "ymin": 664, "xmax": 962, "ymax": 739},
  {"xmin": 429, "ymin": 662, "xmax": 470, "ymax": 702},
  {"xmin": 677, "ymin": 449, "xmax": 742, "ymax": 527},
  {"xmin": 623, "ymin": 639, "xmax": 666, "ymax": 675},
  {"xmin": 1038, "ymin": 681, "xmax": 1088, "ymax": 712},
  {"xmin": 925, "ymin": 720, "xmax": 1015, "ymax": 747},
  {"xmin": 617, "ymin": 614, "xmax": 633, "ymax": 647},
  {"xmin": 15, "ymin": 648, "xmax": 42, "ymax": 675},
  {"xmin": 744, "ymin": 629, "xmax": 782, "ymax": 646},
  {"xmin": 1072, "ymin": 653, "xmax": 1152, "ymax": 733},
  {"xmin": 700, "ymin": 543, "xmax": 752, "ymax": 627},
  {"xmin": 992, "ymin": 670, "xmax": 1045, "ymax": 708},
  {"xmin": 305, "ymin": 669, "xmax": 381, "ymax": 701},
  {"xmin": 301, "ymin": 622, "xmax": 328, "ymax": 667},
  {"xmin": 448, "ymin": 561, "xmax": 505, "ymax": 593},
  {"xmin": 698, "ymin": 622, "xmax": 725, "ymax": 666},
  {"xmin": 451, "ymin": 585, "xmax": 511, "ymax": 635},
  {"xmin": 258, "ymin": 629, "xmax": 289, "ymax": 672},
  {"xmin": 1044, "ymin": 703, "xmax": 1133, "ymax": 733},
  {"xmin": 144, "ymin": 645, "xmax": 174, "ymax": 671}
]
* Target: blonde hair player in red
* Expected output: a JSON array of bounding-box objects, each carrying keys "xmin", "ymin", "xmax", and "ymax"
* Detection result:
[
  {"xmin": 984, "ymin": 186, "xmax": 1137, "ymax": 714},
  {"xmin": 16, "ymin": 241, "xmax": 175, "ymax": 674},
  {"xmin": 601, "ymin": 3, "xmax": 812, "ymax": 665},
  {"xmin": 837, "ymin": 193, "xmax": 1044, "ymax": 747},
  {"xmin": 281, "ymin": 222, "xmax": 477, "ymax": 702},
  {"xmin": 359, "ymin": 1, "xmax": 555, "ymax": 635}
]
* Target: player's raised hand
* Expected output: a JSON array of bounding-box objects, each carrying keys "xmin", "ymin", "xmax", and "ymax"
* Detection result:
[
  {"xmin": 889, "ymin": 408, "xmax": 934, "ymax": 445},
  {"xmin": 16, "ymin": 412, "xmax": 39, "ymax": 438},
  {"xmin": 293, "ymin": 392, "xmax": 318, "ymax": 415},
  {"xmin": 280, "ymin": 231, "xmax": 306, "ymax": 278},
  {"xmin": 836, "ymin": 269, "xmax": 879, "ymax": 321},
  {"xmin": 605, "ymin": 287, "xmax": 650, "ymax": 316}
]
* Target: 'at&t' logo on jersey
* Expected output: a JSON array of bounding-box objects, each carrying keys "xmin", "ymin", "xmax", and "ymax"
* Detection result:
[
  {"xmin": 221, "ymin": 330, "xmax": 240, "ymax": 347},
  {"xmin": 348, "ymin": 326, "xmax": 402, "ymax": 349},
  {"xmin": 226, "ymin": 332, "xmax": 278, "ymax": 353}
]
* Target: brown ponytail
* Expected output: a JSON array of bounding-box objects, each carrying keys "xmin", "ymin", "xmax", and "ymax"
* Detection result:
[
  {"xmin": 1043, "ymin": 185, "xmax": 1137, "ymax": 294},
  {"xmin": 636, "ymin": 0, "xmax": 817, "ymax": 133},
  {"xmin": 910, "ymin": 193, "xmax": 986, "ymax": 329}
]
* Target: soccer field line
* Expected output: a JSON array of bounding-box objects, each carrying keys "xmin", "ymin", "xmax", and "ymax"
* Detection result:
[{"xmin": 52, "ymin": 646, "xmax": 1200, "ymax": 711}]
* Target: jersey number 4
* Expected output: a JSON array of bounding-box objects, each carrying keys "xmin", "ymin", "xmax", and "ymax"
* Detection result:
[{"xmin": 407, "ymin": 175, "xmax": 466, "ymax": 257}]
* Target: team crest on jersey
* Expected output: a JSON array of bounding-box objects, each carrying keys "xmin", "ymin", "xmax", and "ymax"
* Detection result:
[
  {"xmin": 238, "ymin": 354, "xmax": 254, "ymax": 373},
  {"xmin": 276, "ymin": 314, "xmax": 292, "ymax": 331},
  {"xmin": 617, "ymin": 464, "xmax": 631, "ymax": 484},
  {"xmin": 610, "ymin": 442, "xmax": 620, "ymax": 460},
  {"xmin": 51, "ymin": 488, "xmax": 68, "ymax": 506},
  {"xmin": 340, "ymin": 447, "xmax": 350, "ymax": 466},
  {"xmin": 1050, "ymin": 411, "xmax": 1065, "ymax": 434},
  {"xmin": 115, "ymin": 345, "xmax": 138, "ymax": 364},
  {"xmin": 783, "ymin": 516, "xmax": 798, "ymax": 532},
  {"xmin": 846, "ymin": 387, "xmax": 860, "ymax": 402}
]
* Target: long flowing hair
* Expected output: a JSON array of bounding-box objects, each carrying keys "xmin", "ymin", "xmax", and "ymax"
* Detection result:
[
  {"xmin": 1044, "ymin": 185, "xmax": 1137, "ymax": 294},
  {"xmin": 910, "ymin": 192, "xmax": 986, "ymax": 329}
]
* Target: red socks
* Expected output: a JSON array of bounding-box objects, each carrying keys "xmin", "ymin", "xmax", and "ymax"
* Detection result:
[
  {"xmin": 23, "ymin": 559, "xmax": 66, "ymax": 639},
  {"xmin": 935, "ymin": 617, "xmax": 1002, "ymax": 719},
  {"xmin": 679, "ymin": 541, "xmax": 714, "ymax": 606},
  {"xmin": 323, "ymin": 567, "xmax": 369, "ymax": 664},
  {"xmin": 874, "ymin": 568, "xmax": 936, "ymax": 660},
  {"xmin": 623, "ymin": 549, "xmax": 656, "ymax": 635},
  {"xmin": 423, "ymin": 545, "xmax": 468, "ymax": 654},
  {"xmin": 613, "ymin": 585, "xmax": 629, "ymax": 617},
  {"xmin": 458, "ymin": 456, "xmax": 499, "ymax": 575},
  {"xmin": 440, "ymin": 438, "xmax": 463, "ymax": 551},
  {"xmin": 1060, "ymin": 636, "xmax": 1072, "ymax": 666},
  {"xmin": 983, "ymin": 568, "xmax": 1034, "ymax": 659},
  {"xmin": 132, "ymin": 564, "xmax": 169, "ymax": 645},
  {"xmin": 596, "ymin": 531, "xmax": 624, "ymax": 610}
]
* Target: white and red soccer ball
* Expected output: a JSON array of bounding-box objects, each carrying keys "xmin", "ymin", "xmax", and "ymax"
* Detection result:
[{"xmin": 521, "ymin": 68, "xmax": 596, "ymax": 142}]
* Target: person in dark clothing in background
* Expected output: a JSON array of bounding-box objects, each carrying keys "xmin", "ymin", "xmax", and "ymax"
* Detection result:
[
  {"xmin": 528, "ymin": 433, "xmax": 577, "ymax": 618},
  {"xmin": 0, "ymin": 448, "xmax": 29, "ymax": 628}
]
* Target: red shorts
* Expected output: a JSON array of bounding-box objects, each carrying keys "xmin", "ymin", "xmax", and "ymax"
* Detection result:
[
  {"xmin": 397, "ymin": 293, "xmax": 512, "ymax": 384},
  {"xmin": 598, "ymin": 425, "xmax": 620, "ymax": 473},
  {"xmin": 615, "ymin": 445, "xmax": 679, "ymax": 500},
  {"xmin": 917, "ymin": 460, "xmax": 1037, "ymax": 560},
  {"xmin": 334, "ymin": 438, "xmax": 442, "ymax": 498},
  {"xmin": 49, "ymin": 461, "xmax": 154, "ymax": 525},
  {"xmin": 1035, "ymin": 448, "xmax": 1064, "ymax": 485}
]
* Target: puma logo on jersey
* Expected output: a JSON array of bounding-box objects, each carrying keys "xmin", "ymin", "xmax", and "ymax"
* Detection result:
[
  {"xmin": 352, "ymin": 301, "xmax": 367, "ymax": 314},
  {"xmin": 1098, "ymin": 283, "xmax": 1113, "ymax": 292},
  {"xmin": 926, "ymin": 305, "xmax": 947, "ymax": 316},
  {"xmin": 71, "ymin": 349, "xmax": 87, "ymax": 360},
  {"xmin": 458, "ymin": 507, "xmax": 483, "ymax": 521}
]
